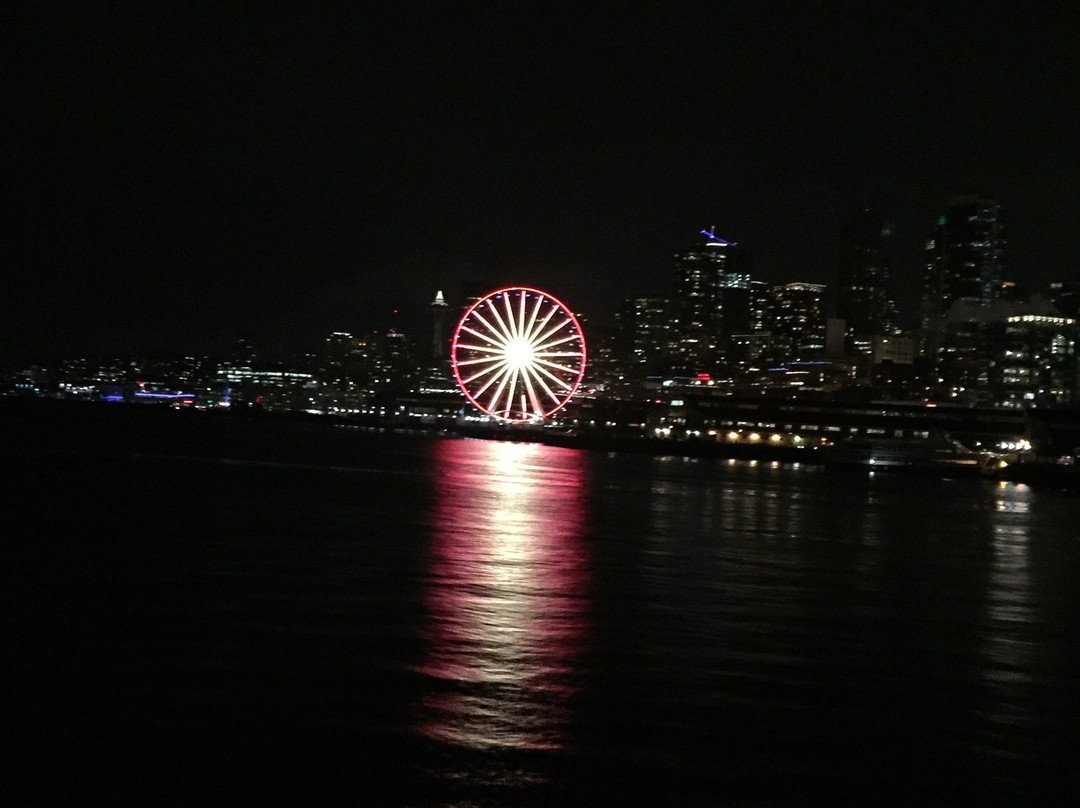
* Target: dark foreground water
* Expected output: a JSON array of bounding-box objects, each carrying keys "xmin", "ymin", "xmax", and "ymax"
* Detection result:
[{"xmin": 3, "ymin": 404, "xmax": 1079, "ymax": 806}]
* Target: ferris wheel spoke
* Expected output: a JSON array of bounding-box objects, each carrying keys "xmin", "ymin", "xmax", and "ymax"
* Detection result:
[
  {"xmin": 502, "ymin": 293, "xmax": 521, "ymax": 340},
  {"xmin": 460, "ymin": 361, "xmax": 508, "ymax": 386},
  {"xmin": 485, "ymin": 300, "xmax": 517, "ymax": 345},
  {"xmin": 533, "ymin": 331, "xmax": 581, "ymax": 352},
  {"xmin": 533, "ymin": 346, "xmax": 582, "ymax": 362},
  {"xmin": 533, "ymin": 357, "xmax": 583, "ymax": 376},
  {"xmin": 532, "ymin": 362, "xmax": 576, "ymax": 392},
  {"xmin": 520, "ymin": 365, "xmax": 544, "ymax": 415},
  {"xmin": 518, "ymin": 362, "xmax": 544, "ymax": 412},
  {"xmin": 459, "ymin": 365, "xmax": 504, "ymax": 384},
  {"xmin": 472, "ymin": 360, "xmax": 514, "ymax": 398},
  {"xmin": 535, "ymin": 351, "xmax": 584, "ymax": 360},
  {"xmin": 459, "ymin": 325, "xmax": 507, "ymax": 351},
  {"xmin": 456, "ymin": 356, "xmax": 507, "ymax": 369},
  {"xmin": 464, "ymin": 315, "xmax": 510, "ymax": 349},
  {"xmin": 517, "ymin": 290, "xmax": 533, "ymax": 346},
  {"xmin": 492, "ymin": 368, "xmax": 518, "ymax": 416},
  {"xmin": 523, "ymin": 293, "xmax": 544, "ymax": 343},
  {"xmin": 455, "ymin": 342, "xmax": 508, "ymax": 356},
  {"xmin": 533, "ymin": 317, "xmax": 575, "ymax": 348},
  {"xmin": 484, "ymin": 367, "xmax": 515, "ymax": 413},
  {"xmin": 502, "ymin": 369, "xmax": 521, "ymax": 416},
  {"xmin": 525, "ymin": 366, "xmax": 565, "ymax": 406},
  {"xmin": 522, "ymin": 364, "xmax": 559, "ymax": 408},
  {"xmin": 524, "ymin": 303, "xmax": 559, "ymax": 343}
]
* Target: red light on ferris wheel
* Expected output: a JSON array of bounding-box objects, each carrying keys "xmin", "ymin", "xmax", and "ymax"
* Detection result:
[{"xmin": 450, "ymin": 286, "xmax": 587, "ymax": 423}]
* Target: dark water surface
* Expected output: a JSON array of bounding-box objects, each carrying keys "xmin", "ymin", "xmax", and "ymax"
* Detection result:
[{"xmin": 3, "ymin": 405, "xmax": 1079, "ymax": 805}]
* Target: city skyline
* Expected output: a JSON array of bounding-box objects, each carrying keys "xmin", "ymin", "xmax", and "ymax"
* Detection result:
[{"xmin": 4, "ymin": 4, "xmax": 1078, "ymax": 363}]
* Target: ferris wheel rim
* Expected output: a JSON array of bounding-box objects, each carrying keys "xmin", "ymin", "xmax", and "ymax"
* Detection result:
[{"xmin": 450, "ymin": 286, "xmax": 587, "ymax": 423}]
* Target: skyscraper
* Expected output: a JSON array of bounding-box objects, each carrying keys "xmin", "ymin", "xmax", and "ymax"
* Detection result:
[
  {"xmin": 923, "ymin": 194, "xmax": 1006, "ymax": 319},
  {"xmin": 922, "ymin": 193, "xmax": 1006, "ymax": 373},
  {"xmin": 768, "ymin": 282, "xmax": 827, "ymax": 361},
  {"xmin": 837, "ymin": 207, "xmax": 895, "ymax": 356},
  {"xmin": 615, "ymin": 296, "xmax": 672, "ymax": 376},
  {"xmin": 670, "ymin": 228, "xmax": 752, "ymax": 373}
]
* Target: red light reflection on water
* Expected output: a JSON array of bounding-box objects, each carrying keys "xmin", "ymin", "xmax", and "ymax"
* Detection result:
[{"xmin": 417, "ymin": 438, "xmax": 591, "ymax": 752}]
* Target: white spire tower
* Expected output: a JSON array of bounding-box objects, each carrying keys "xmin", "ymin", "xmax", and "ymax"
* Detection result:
[{"xmin": 431, "ymin": 290, "xmax": 450, "ymax": 362}]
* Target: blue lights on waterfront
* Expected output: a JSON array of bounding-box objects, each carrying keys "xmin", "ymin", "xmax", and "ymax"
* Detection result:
[{"xmin": 134, "ymin": 391, "xmax": 195, "ymax": 400}]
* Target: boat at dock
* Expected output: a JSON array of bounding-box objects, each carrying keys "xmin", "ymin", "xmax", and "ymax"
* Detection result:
[{"xmin": 820, "ymin": 436, "xmax": 992, "ymax": 476}]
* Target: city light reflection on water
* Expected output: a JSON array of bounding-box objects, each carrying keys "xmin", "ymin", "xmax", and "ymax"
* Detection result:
[
  {"xmin": 980, "ymin": 481, "xmax": 1037, "ymax": 717},
  {"xmin": 6, "ymin": 407, "xmax": 1079, "ymax": 805},
  {"xmin": 416, "ymin": 438, "xmax": 591, "ymax": 753}
]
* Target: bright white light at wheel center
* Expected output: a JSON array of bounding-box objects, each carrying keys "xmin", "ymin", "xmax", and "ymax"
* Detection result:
[{"xmin": 504, "ymin": 337, "xmax": 536, "ymax": 371}]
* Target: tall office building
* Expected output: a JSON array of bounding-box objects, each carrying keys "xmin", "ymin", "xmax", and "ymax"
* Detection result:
[
  {"xmin": 729, "ymin": 280, "xmax": 772, "ymax": 362},
  {"xmin": 748, "ymin": 280, "xmax": 772, "ymax": 335},
  {"xmin": 670, "ymin": 228, "xmax": 752, "ymax": 373},
  {"xmin": 837, "ymin": 208, "xmax": 895, "ymax": 356},
  {"xmin": 922, "ymin": 193, "xmax": 1006, "ymax": 378},
  {"xmin": 719, "ymin": 265, "xmax": 753, "ymax": 341},
  {"xmin": 922, "ymin": 195, "xmax": 1005, "ymax": 324},
  {"xmin": 368, "ymin": 329, "xmax": 415, "ymax": 389},
  {"xmin": 768, "ymin": 282, "xmax": 827, "ymax": 361},
  {"xmin": 738, "ymin": 282, "xmax": 827, "ymax": 364},
  {"xmin": 319, "ymin": 331, "xmax": 358, "ymax": 384},
  {"xmin": 615, "ymin": 296, "xmax": 673, "ymax": 377}
]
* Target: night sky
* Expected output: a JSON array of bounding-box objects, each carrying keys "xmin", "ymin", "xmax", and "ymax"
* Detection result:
[{"xmin": 4, "ymin": 3, "xmax": 1078, "ymax": 364}]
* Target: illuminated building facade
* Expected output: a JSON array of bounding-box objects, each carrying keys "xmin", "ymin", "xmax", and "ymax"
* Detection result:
[
  {"xmin": 368, "ymin": 330, "xmax": 416, "ymax": 389},
  {"xmin": 872, "ymin": 335, "xmax": 916, "ymax": 365},
  {"xmin": 719, "ymin": 270, "xmax": 753, "ymax": 346},
  {"xmin": 765, "ymin": 282, "xmax": 827, "ymax": 362},
  {"xmin": 318, "ymin": 331, "xmax": 360, "ymax": 384},
  {"xmin": 933, "ymin": 299, "xmax": 1078, "ymax": 406},
  {"xmin": 994, "ymin": 314, "xmax": 1078, "ymax": 407},
  {"xmin": 616, "ymin": 296, "xmax": 673, "ymax": 377},
  {"xmin": 730, "ymin": 280, "xmax": 773, "ymax": 361},
  {"xmin": 670, "ymin": 228, "xmax": 752, "ymax": 373},
  {"xmin": 215, "ymin": 364, "xmax": 318, "ymax": 410}
]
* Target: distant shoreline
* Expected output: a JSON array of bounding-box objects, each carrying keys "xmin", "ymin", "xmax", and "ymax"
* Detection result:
[{"xmin": 4, "ymin": 396, "xmax": 1078, "ymax": 488}]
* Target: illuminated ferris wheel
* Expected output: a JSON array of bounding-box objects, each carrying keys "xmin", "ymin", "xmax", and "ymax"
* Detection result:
[{"xmin": 450, "ymin": 286, "xmax": 587, "ymax": 423}]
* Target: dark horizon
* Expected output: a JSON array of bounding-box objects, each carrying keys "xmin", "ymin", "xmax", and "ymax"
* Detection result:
[{"xmin": 5, "ymin": 4, "xmax": 1078, "ymax": 364}]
